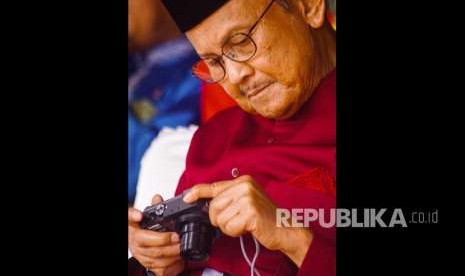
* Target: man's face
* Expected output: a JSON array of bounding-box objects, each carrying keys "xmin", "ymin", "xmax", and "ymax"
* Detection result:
[{"xmin": 186, "ymin": 0, "xmax": 325, "ymax": 119}]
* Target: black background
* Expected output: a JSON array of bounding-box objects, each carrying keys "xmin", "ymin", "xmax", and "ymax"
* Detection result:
[
  {"xmin": 337, "ymin": 0, "xmax": 459, "ymax": 274},
  {"xmin": 4, "ymin": 0, "xmax": 459, "ymax": 275}
]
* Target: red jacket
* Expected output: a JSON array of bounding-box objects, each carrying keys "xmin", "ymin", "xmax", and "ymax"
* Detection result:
[{"xmin": 176, "ymin": 69, "xmax": 336, "ymax": 276}]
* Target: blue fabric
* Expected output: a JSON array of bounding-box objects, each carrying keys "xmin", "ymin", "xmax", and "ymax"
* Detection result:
[{"xmin": 128, "ymin": 37, "xmax": 201, "ymax": 204}]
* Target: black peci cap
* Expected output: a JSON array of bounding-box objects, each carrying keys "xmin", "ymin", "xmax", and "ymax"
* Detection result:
[{"xmin": 161, "ymin": 0, "xmax": 229, "ymax": 32}]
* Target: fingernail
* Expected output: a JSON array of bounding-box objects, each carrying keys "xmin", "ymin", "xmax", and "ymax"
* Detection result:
[{"xmin": 171, "ymin": 233, "xmax": 180, "ymax": 243}]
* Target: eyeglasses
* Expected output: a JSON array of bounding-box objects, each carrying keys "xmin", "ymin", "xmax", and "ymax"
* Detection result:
[{"xmin": 192, "ymin": 0, "xmax": 277, "ymax": 83}]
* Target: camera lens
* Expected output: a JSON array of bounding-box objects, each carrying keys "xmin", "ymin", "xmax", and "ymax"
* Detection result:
[{"xmin": 179, "ymin": 221, "xmax": 214, "ymax": 262}]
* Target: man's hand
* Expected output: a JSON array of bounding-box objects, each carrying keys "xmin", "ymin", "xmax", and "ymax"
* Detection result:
[
  {"xmin": 183, "ymin": 175, "xmax": 313, "ymax": 266},
  {"xmin": 128, "ymin": 195, "xmax": 185, "ymax": 276}
]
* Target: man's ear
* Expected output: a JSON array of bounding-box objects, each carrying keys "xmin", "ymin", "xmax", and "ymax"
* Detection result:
[{"xmin": 296, "ymin": 0, "xmax": 326, "ymax": 28}]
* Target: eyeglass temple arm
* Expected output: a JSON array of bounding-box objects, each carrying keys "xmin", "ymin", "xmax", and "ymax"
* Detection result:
[{"xmin": 247, "ymin": 0, "xmax": 277, "ymax": 35}]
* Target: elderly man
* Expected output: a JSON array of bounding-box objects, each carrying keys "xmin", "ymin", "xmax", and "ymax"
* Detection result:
[{"xmin": 129, "ymin": 0, "xmax": 336, "ymax": 275}]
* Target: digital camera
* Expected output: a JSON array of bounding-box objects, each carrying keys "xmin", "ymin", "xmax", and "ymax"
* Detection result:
[{"xmin": 140, "ymin": 193, "xmax": 215, "ymax": 262}]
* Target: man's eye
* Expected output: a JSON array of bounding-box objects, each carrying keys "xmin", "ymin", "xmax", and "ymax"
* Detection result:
[
  {"xmin": 229, "ymin": 33, "xmax": 249, "ymax": 45},
  {"xmin": 206, "ymin": 59, "xmax": 221, "ymax": 67},
  {"xmin": 225, "ymin": 50, "xmax": 237, "ymax": 59}
]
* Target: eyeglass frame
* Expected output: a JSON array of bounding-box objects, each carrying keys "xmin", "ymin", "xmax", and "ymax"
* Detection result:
[{"xmin": 192, "ymin": 0, "xmax": 277, "ymax": 83}]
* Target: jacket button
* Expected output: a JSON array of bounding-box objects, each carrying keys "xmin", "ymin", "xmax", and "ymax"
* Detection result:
[
  {"xmin": 231, "ymin": 168, "xmax": 240, "ymax": 178},
  {"xmin": 267, "ymin": 137, "xmax": 275, "ymax": 144}
]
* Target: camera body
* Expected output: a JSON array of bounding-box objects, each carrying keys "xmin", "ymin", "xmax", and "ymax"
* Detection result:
[{"xmin": 140, "ymin": 193, "xmax": 215, "ymax": 262}]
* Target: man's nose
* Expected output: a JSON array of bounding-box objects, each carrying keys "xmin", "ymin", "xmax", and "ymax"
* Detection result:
[{"xmin": 224, "ymin": 58, "xmax": 254, "ymax": 85}]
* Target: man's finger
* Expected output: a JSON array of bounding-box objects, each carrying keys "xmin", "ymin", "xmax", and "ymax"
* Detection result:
[
  {"xmin": 208, "ymin": 195, "xmax": 234, "ymax": 227},
  {"xmin": 223, "ymin": 214, "xmax": 248, "ymax": 237},
  {"xmin": 137, "ymin": 243, "xmax": 181, "ymax": 259},
  {"xmin": 183, "ymin": 179, "xmax": 240, "ymax": 203},
  {"xmin": 214, "ymin": 201, "xmax": 241, "ymax": 228},
  {"xmin": 135, "ymin": 231, "xmax": 177, "ymax": 247},
  {"xmin": 128, "ymin": 208, "xmax": 143, "ymax": 223},
  {"xmin": 151, "ymin": 194, "xmax": 164, "ymax": 205}
]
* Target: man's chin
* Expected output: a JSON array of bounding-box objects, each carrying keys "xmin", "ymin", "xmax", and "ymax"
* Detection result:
[
  {"xmin": 238, "ymin": 101, "xmax": 290, "ymax": 120},
  {"xmin": 258, "ymin": 104, "xmax": 297, "ymax": 120}
]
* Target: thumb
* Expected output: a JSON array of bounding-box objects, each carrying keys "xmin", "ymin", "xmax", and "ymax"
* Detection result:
[
  {"xmin": 151, "ymin": 194, "xmax": 164, "ymax": 205},
  {"xmin": 128, "ymin": 207, "xmax": 143, "ymax": 225}
]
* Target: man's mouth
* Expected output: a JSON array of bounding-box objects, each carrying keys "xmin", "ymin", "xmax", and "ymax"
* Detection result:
[{"xmin": 246, "ymin": 82, "xmax": 274, "ymax": 99}]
